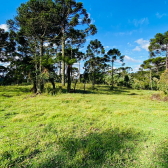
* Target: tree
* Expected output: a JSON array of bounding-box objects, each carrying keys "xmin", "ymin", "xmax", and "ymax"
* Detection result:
[
  {"xmin": 55, "ymin": 0, "xmax": 97, "ymax": 86},
  {"xmin": 0, "ymin": 28, "xmax": 17, "ymax": 85},
  {"xmin": 11, "ymin": 0, "xmax": 61, "ymax": 92},
  {"xmin": 151, "ymin": 57, "xmax": 165, "ymax": 75},
  {"xmin": 148, "ymin": 31, "xmax": 168, "ymax": 69},
  {"xmin": 106, "ymin": 48, "xmax": 124, "ymax": 90},
  {"xmin": 117, "ymin": 67, "xmax": 133, "ymax": 87},
  {"xmin": 66, "ymin": 28, "xmax": 86, "ymax": 84},
  {"xmin": 85, "ymin": 39, "xmax": 105, "ymax": 89},
  {"xmin": 0, "ymin": 28, "xmax": 9, "ymax": 61},
  {"xmin": 0, "ymin": 28, "xmax": 10, "ymax": 79},
  {"xmin": 63, "ymin": 47, "xmax": 84, "ymax": 92},
  {"xmin": 0, "ymin": 28, "xmax": 16, "ymax": 62},
  {"xmin": 141, "ymin": 59, "xmax": 153, "ymax": 90}
]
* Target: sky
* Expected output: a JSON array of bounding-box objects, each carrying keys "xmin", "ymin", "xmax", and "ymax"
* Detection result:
[{"xmin": 1, "ymin": 0, "xmax": 168, "ymax": 72}]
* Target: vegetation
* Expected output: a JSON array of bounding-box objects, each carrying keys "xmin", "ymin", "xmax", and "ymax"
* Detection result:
[
  {"xmin": 1, "ymin": 0, "xmax": 168, "ymax": 93},
  {"xmin": 1, "ymin": 84, "xmax": 168, "ymax": 167},
  {"xmin": 148, "ymin": 31, "xmax": 168, "ymax": 69},
  {"xmin": 158, "ymin": 69, "xmax": 168, "ymax": 94},
  {"xmin": 1, "ymin": 0, "xmax": 168, "ymax": 167}
]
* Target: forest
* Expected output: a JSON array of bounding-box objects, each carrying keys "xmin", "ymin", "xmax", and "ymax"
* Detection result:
[{"xmin": 1, "ymin": 0, "xmax": 168, "ymax": 167}]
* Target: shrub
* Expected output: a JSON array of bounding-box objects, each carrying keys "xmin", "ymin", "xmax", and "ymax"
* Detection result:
[{"xmin": 158, "ymin": 70, "xmax": 168, "ymax": 94}]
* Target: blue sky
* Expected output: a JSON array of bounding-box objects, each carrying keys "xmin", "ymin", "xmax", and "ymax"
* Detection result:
[{"xmin": 1, "ymin": 0, "xmax": 168, "ymax": 72}]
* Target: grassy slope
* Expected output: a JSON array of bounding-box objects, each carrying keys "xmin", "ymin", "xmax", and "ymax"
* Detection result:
[{"xmin": 0, "ymin": 84, "xmax": 168, "ymax": 167}]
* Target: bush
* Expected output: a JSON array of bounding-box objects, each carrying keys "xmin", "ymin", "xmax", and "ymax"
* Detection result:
[{"xmin": 158, "ymin": 70, "xmax": 168, "ymax": 94}]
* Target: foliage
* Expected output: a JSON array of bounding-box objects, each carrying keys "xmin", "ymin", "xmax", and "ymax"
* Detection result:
[
  {"xmin": 148, "ymin": 31, "xmax": 168, "ymax": 69},
  {"xmin": 2, "ymin": 0, "xmax": 98, "ymax": 92},
  {"xmin": 85, "ymin": 39, "xmax": 105, "ymax": 89},
  {"xmin": 56, "ymin": 0, "xmax": 97, "ymax": 86},
  {"xmin": 106, "ymin": 48, "xmax": 125, "ymax": 90},
  {"xmin": 158, "ymin": 70, "xmax": 168, "ymax": 94}
]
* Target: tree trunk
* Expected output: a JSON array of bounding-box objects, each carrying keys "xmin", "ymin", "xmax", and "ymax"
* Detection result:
[
  {"xmin": 78, "ymin": 61, "xmax": 81, "ymax": 83},
  {"xmin": 166, "ymin": 44, "xmax": 168, "ymax": 70},
  {"xmin": 111, "ymin": 61, "xmax": 114, "ymax": 90},
  {"xmin": 62, "ymin": 31, "xmax": 65, "ymax": 86},
  {"xmin": 92, "ymin": 63, "xmax": 95, "ymax": 90},
  {"xmin": 31, "ymin": 80, "xmax": 37, "ymax": 93},
  {"xmin": 39, "ymin": 39, "xmax": 44, "ymax": 92},
  {"xmin": 49, "ymin": 78, "xmax": 55, "ymax": 95},
  {"xmin": 150, "ymin": 69, "xmax": 153, "ymax": 90},
  {"xmin": 59, "ymin": 61, "xmax": 61, "ymax": 73},
  {"xmin": 74, "ymin": 79, "xmax": 77, "ymax": 92},
  {"xmin": 84, "ymin": 82, "xmax": 85, "ymax": 93},
  {"xmin": 67, "ymin": 65, "xmax": 71, "ymax": 92},
  {"xmin": 59, "ymin": 61, "xmax": 61, "ymax": 83},
  {"xmin": 34, "ymin": 41, "xmax": 38, "ymax": 93}
]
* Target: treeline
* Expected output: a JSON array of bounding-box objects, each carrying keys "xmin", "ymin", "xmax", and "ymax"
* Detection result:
[
  {"xmin": 0, "ymin": 0, "xmax": 168, "ymax": 94},
  {"xmin": 0, "ymin": 0, "xmax": 125, "ymax": 93}
]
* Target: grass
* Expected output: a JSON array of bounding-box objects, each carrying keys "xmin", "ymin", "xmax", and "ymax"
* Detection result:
[{"xmin": 1, "ymin": 84, "xmax": 168, "ymax": 167}]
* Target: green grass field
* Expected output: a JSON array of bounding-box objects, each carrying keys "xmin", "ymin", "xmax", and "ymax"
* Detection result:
[{"xmin": 1, "ymin": 84, "xmax": 168, "ymax": 167}]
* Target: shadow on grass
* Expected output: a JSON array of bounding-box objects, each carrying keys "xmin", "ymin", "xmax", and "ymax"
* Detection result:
[
  {"xmin": 61, "ymin": 86, "xmax": 131, "ymax": 95},
  {"xmin": 61, "ymin": 89, "xmax": 93, "ymax": 94},
  {"xmin": 0, "ymin": 85, "xmax": 138, "ymax": 96},
  {"xmin": 0, "ymin": 87, "xmax": 30, "ymax": 93},
  {"xmin": 1, "ymin": 94, "xmax": 13, "ymax": 98},
  {"xmin": 60, "ymin": 85, "xmax": 140, "ymax": 96},
  {"xmin": 127, "ymin": 93, "xmax": 138, "ymax": 96},
  {"xmin": 38, "ymin": 127, "xmax": 145, "ymax": 168},
  {"xmin": 153, "ymin": 140, "xmax": 168, "ymax": 167}
]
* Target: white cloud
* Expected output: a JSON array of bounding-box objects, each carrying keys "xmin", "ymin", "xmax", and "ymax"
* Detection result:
[
  {"xmin": 156, "ymin": 12, "xmax": 167, "ymax": 19},
  {"xmin": 91, "ymin": 19, "xmax": 95, "ymax": 24},
  {"xmin": 124, "ymin": 55, "xmax": 141, "ymax": 63},
  {"xmin": 114, "ymin": 31, "xmax": 133, "ymax": 36},
  {"xmin": 134, "ymin": 38, "xmax": 149, "ymax": 51},
  {"xmin": 0, "ymin": 24, "xmax": 9, "ymax": 31},
  {"xmin": 129, "ymin": 18, "xmax": 149, "ymax": 27},
  {"xmin": 127, "ymin": 42, "xmax": 133, "ymax": 47},
  {"xmin": 133, "ymin": 64, "xmax": 141, "ymax": 72},
  {"xmin": 133, "ymin": 46, "xmax": 141, "ymax": 51},
  {"xmin": 86, "ymin": 37, "xmax": 92, "ymax": 42},
  {"xmin": 88, "ymin": 12, "xmax": 95, "ymax": 24}
]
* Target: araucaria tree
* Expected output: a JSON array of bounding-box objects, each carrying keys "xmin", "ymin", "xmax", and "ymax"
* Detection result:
[
  {"xmin": 10, "ymin": 0, "xmax": 97, "ymax": 93},
  {"xmin": 140, "ymin": 59, "xmax": 153, "ymax": 90},
  {"xmin": 0, "ymin": 28, "xmax": 16, "ymax": 63},
  {"xmin": 149, "ymin": 31, "xmax": 168, "ymax": 69},
  {"xmin": 11, "ymin": 0, "xmax": 62, "ymax": 93},
  {"xmin": 0, "ymin": 28, "xmax": 16, "ymax": 81},
  {"xmin": 85, "ymin": 39, "xmax": 105, "ymax": 89},
  {"xmin": 56, "ymin": 0, "xmax": 97, "ymax": 86},
  {"xmin": 106, "ymin": 48, "xmax": 124, "ymax": 90}
]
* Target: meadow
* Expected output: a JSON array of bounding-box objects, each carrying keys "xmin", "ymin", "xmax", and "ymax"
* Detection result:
[{"xmin": 1, "ymin": 84, "xmax": 168, "ymax": 167}]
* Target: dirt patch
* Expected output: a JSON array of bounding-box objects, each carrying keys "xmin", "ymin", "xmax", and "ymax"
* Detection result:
[{"xmin": 151, "ymin": 94, "xmax": 168, "ymax": 102}]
